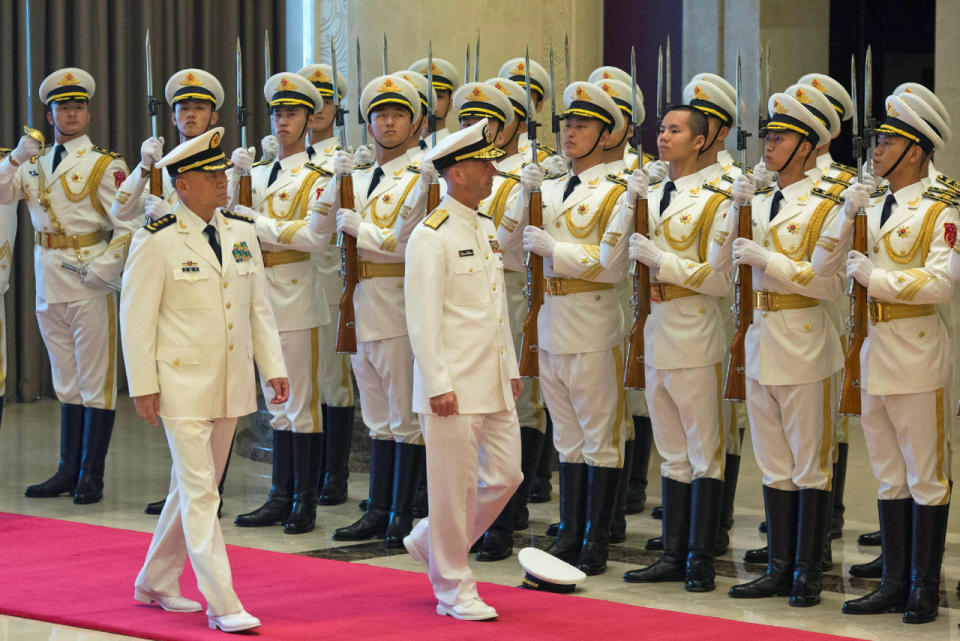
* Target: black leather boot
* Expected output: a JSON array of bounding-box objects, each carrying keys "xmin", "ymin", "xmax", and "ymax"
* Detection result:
[
  {"xmin": 729, "ymin": 486, "xmax": 798, "ymax": 598},
  {"xmin": 412, "ymin": 456, "xmax": 428, "ymax": 518},
  {"xmin": 530, "ymin": 417, "xmax": 555, "ymax": 503},
  {"xmin": 513, "ymin": 426, "xmax": 545, "ymax": 530},
  {"xmin": 715, "ymin": 453, "xmax": 741, "ymax": 556},
  {"xmin": 858, "ymin": 530, "xmax": 881, "ymax": 546},
  {"xmin": 842, "ymin": 498, "xmax": 912, "ymax": 614},
  {"xmin": 544, "ymin": 462, "xmax": 587, "ymax": 563},
  {"xmin": 686, "ymin": 477, "xmax": 724, "ymax": 592},
  {"xmin": 610, "ymin": 438, "xmax": 635, "ymax": 543},
  {"xmin": 651, "ymin": 506, "xmax": 663, "ymax": 520},
  {"xmin": 26, "ymin": 403, "xmax": 84, "ymax": 497},
  {"xmin": 577, "ymin": 466, "xmax": 621, "ymax": 575},
  {"xmin": 318, "ymin": 405, "xmax": 353, "ymax": 505},
  {"xmin": 626, "ymin": 416, "xmax": 652, "ymax": 514},
  {"xmin": 789, "ymin": 489, "xmax": 830, "ymax": 606},
  {"xmin": 384, "ymin": 442, "xmax": 425, "ymax": 548},
  {"xmin": 743, "ymin": 545, "xmax": 768, "ymax": 564},
  {"xmin": 623, "ymin": 477, "xmax": 690, "ymax": 583},
  {"xmin": 477, "ymin": 507, "xmax": 515, "ymax": 562},
  {"xmin": 235, "ymin": 430, "xmax": 293, "ymax": 526},
  {"xmin": 283, "ymin": 433, "xmax": 324, "ymax": 534},
  {"xmin": 333, "ymin": 439, "xmax": 394, "ymax": 540},
  {"xmin": 645, "ymin": 536, "xmax": 663, "ymax": 551},
  {"xmin": 849, "ymin": 555, "xmax": 882, "ymax": 578},
  {"xmin": 830, "ymin": 442, "xmax": 848, "ymax": 539},
  {"xmin": 902, "ymin": 501, "xmax": 949, "ymax": 623},
  {"xmin": 73, "ymin": 408, "xmax": 116, "ymax": 504}
]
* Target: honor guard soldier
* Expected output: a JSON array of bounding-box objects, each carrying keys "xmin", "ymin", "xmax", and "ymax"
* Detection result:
[
  {"xmin": 0, "ymin": 68, "xmax": 136, "ymax": 504},
  {"xmin": 315, "ymin": 75, "xmax": 433, "ymax": 548},
  {"xmin": 122, "ymin": 127, "xmax": 288, "ymax": 633},
  {"xmin": 402, "ymin": 119, "xmax": 523, "ymax": 621},
  {"xmin": 614, "ymin": 105, "xmax": 732, "ymax": 592},
  {"xmin": 0, "ymin": 150, "xmax": 15, "ymax": 429},
  {"xmin": 813, "ymin": 95, "xmax": 958, "ymax": 624},
  {"xmin": 798, "ymin": 74, "xmax": 861, "ymax": 190},
  {"xmin": 499, "ymin": 58, "xmax": 558, "ymax": 165},
  {"xmin": 408, "ymin": 57, "xmax": 460, "ymax": 148},
  {"xmin": 711, "ymin": 86, "xmax": 846, "ymax": 607},
  {"xmin": 228, "ymin": 73, "xmax": 334, "ymax": 535},
  {"xmin": 295, "ymin": 63, "xmax": 358, "ymax": 506},
  {"xmin": 498, "ymin": 81, "xmax": 633, "ymax": 575},
  {"xmin": 587, "ymin": 67, "xmax": 657, "ymax": 177}
]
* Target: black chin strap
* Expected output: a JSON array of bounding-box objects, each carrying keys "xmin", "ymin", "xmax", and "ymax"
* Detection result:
[
  {"xmin": 603, "ymin": 127, "xmax": 629, "ymax": 152},
  {"xmin": 882, "ymin": 141, "xmax": 915, "ymax": 179},
  {"xmin": 699, "ymin": 125, "xmax": 722, "ymax": 158},
  {"xmin": 776, "ymin": 138, "xmax": 805, "ymax": 173},
  {"xmin": 572, "ymin": 128, "xmax": 607, "ymax": 160},
  {"xmin": 373, "ymin": 132, "xmax": 406, "ymax": 151},
  {"xmin": 503, "ymin": 119, "xmax": 521, "ymax": 149}
]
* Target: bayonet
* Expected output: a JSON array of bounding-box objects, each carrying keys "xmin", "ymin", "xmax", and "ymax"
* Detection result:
[
  {"xmin": 331, "ymin": 36, "xmax": 348, "ymax": 149},
  {"xmin": 865, "ymin": 45, "xmax": 874, "ymax": 162},
  {"xmin": 666, "ymin": 34, "xmax": 672, "ymax": 104},
  {"xmin": 525, "ymin": 47, "xmax": 539, "ymax": 167},
  {"xmin": 757, "ymin": 41, "xmax": 765, "ymax": 139},
  {"xmin": 464, "ymin": 44, "xmax": 470, "ymax": 90},
  {"xmin": 145, "ymin": 30, "xmax": 158, "ymax": 139},
  {"xmin": 549, "ymin": 46, "xmax": 560, "ymax": 152},
  {"xmin": 23, "ymin": 0, "xmax": 44, "ymax": 172},
  {"xmin": 356, "ymin": 38, "xmax": 367, "ymax": 146},
  {"xmin": 735, "ymin": 50, "xmax": 749, "ymax": 169},
  {"xmin": 656, "ymin": 44, "xmax": 663, "ymax": 128},
  {"xmin": 564, "ymin": 33, "xmax": 570, "ymax": 87},
  {"xmin": 236, "ymin": 38, "xmax": 247, "ymax": 149},
  {"xmin": 382, "ymin": 34, "xmax": 388, "ymax": 76},
  {"xmin": 427, "ymin": 41, "xmax": 437, "ymax": 148},
  {"xmin": 474, "ymin": 30, "xmax": 480, "ymax": 82},
  {"xmin": 264, "ymin": 30, "xmax": 271, "ymax": 81}
]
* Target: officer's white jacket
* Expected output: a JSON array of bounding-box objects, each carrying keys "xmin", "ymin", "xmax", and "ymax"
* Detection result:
[
  {"xmin": 812, "ymin": 180, "xmax": 958, "ymax": 395},
  {"xmin": 0, "ymin": 135, "xmax": 138, "ymax": 304},
  {"xmin": 710, "ymin": 177, "xmax": 845, "ymax": 386},
  {"xmin": 405, "ymin": 194, "xmax": 519, "ymax": 415},
  {"xmin": 120, "ymin": 204, "xmax": 286, "ymax": 418}
]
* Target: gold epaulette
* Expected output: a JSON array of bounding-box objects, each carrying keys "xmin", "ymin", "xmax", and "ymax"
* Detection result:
[
  {"xmin": 755, "ymin": 185, "xmax": 775, "ymax": 195},
  {"xmin": 92, "ymin": 145, "xmax": 122, "ymax": 159},
  {"xmin": 923, "ymin": 189, "xmax": 957, "ymax": 206},
  {"xmin": 870, "ymin": 185, "xmax": 889, "ymax": 199},
  {"xmin": 606, "ymin": 174, "xmax": 627, "ymax": 187},
  {"xmin": 702, "ymin": 182, "xmax": 732, "ymax": 198},
  {"xmin": 811, "ymin": 187, "xmax": 842, "ymax": 204},
  {"xmin": 935, "ymin": 174, "xmax": 960, "ymax": 194},
  {"xmin": 253, "ymin": 159, "xmax": 272, "ymax": 168},
  {"xmin": 830, "ymin": 161, "xmax": 856, "ymax": 175},
  {"xmin": 145, "ymin": 214, "xmax": 176, "ymax": 233},
  {"xmin": 222, "ymin": 209, "xmax": 254, "ymax": 223},
  {"xmin": 355, "ymin": 161, "xmax": 375, "ymax": 170},
  {"xmin": 497, "ymin": 170, "xmax": 520, "ymax": 181},
  {"xmin": 720, "ymin": 174, "xmax": 737, "ymax": 184},
  {"xmin": 819, "ymin": 174, "xmax": 849, "ymax": 186},
  {"xmin": 927, "ymin": 186, "xmax": 958, "ymax": 203},
  {"xmin": 304, "ymin": 162, "xmax": 332, "ymax": 176},
  {"xmin": 406, "ymin": 164, "xmax": 421, "ymax": 175},
  {"xmin": 423, "ymin": 208, "xmax": 449, "ymax": 229}
]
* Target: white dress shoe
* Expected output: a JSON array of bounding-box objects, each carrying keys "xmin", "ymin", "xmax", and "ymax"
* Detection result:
[
  {"xmin": 134, "ymin": 588, "xmax": 203, "ymax": 613},
  {"xmin": 207, "ymin": 610, "xmax": 261, "ymax": 633},
  {"xmin": 436, "ymin": 598, "xmax": 498, "ymax": 621},
  {"xmin": 403, "ymin": 533, "xmax": 429, "ymax": 568}
]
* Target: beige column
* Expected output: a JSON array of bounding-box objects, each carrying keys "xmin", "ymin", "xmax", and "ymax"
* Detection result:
[{"xmin": 935, "ymin": 1, "xmax": 960, "ymax": 177}]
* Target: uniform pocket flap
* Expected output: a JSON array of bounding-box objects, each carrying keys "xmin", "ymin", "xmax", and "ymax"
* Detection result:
[{"xmin": 156, "ymin": 345, "xmax": 200, "ymax": 366}]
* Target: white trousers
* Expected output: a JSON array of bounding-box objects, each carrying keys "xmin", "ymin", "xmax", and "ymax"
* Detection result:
[
  {"xmin": 135, "ymin": 416, "xmax": 241, "ymax": 617},
  {"xmin": 351, "ymin": 335, "xmax": 420, "ymax": 443},
  {"xmin": 747, "ymin": 377, "xmax": 835, "ymax": 492},
  {"xmin": 861, "ymin": 388, "xmax": 951, "ymax": 505},
  {"xmin": 645, "ymin": 362, "xmax": 725, "ymax": 483},
  {"xmin": 538, "ymin": 347, "xmax": 628, "ymax": 468},
  {"xmin": 320, "ymin": 303, "xmax": 355, "ymax": 407},
  {"xmin": 406, "ymin": 409, "xmax": 522, "ymax": 607},
  {"xmin": 35, "ymin": 293, "xmax": 118, "ymax": 409},
  {"xmin": 258, "ymin": 327, "xmax": 324, "ymax": 433}
]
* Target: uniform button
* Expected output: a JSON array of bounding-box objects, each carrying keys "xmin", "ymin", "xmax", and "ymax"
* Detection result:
[
  {"xmin": 468, "ymin": 267, "xmax": 473, "ymax": 272},
  {"xmin": 229, "ymin": 344, "xmax": 234, "ymax": 351},
  {"xmin": 83, "ymin": 250, "xmax": 90, "ymax": 255},
  {"xmin": 699, "ymin": 308, "xmax": 706, "ymax": 314},
  {"xmin": 919, "ymin": 331, "xmax": 925, "ymax": 338},
  {"xmin": 492, "ymin": 284, "xmax": 496, "ymax": 291},
  {"xmin": 763, "ymin": 240, "xmax": 770, "ymax": 247},
  {"xmin": 654, "ymin": 229, "xmax": 661, "ymax": 236},
  {"xmin": 485, "ymin": 254, "xmax": 489, "ymax": 259},
  {"xmin": 804, "ymin": 323, "xmax": 812, "ymax": 331},
  {"xmin": 223, "ymin": 282, "xmax": 228, "ymax": 289},
  {"xmin": 873, "ymin": 245, "xmax": 879, "ymax": 253},
  {"xmin": 172, "ymin": 360, "xmax": 180, "ymax": 367},
  {"xmin": 499, "ymin": 316, "xmax": 503, "ymax": 323},
  {"xmin": 225, "ymin": 302, "xmax": 231, "ymax": 309},
  {"xmin": 292, "ymin": 278, "xmax": 298, "ymax": 284},
  {"xmin": 113, "ymin": 253, "xmax": 119, "ymax": 259},
  {"xmin": 500, "ymin": 349, "xmax": 504, "ymax": 355},
  {"xmin": 474, "ymin": 224, "xmax": 478, "ymax": 229},
  {"xmin": 228, "ymin": 323, "xmax": 233, "ymax": 330}
]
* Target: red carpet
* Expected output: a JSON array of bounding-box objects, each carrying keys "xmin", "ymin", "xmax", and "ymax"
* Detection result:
[{"xmin": 0, "ymin": 512, "xmax": 866, "ymax": 641}]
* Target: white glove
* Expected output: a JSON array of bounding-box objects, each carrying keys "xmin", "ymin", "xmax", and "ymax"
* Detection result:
[
  {"xmin": 520, "ymin": 163, "xmax": 545, "ymax": 198},
  {"xmin": 846, "ymin": 250, "xmax": 875, "ymax": 287},
  {"xmin": 144, "ymin": 195, "xmax": 172, "ymax": 222},
  {"xmin": 333, "ymin": 149, "xmax": 355, "ymax": 177},
  {"xmin": 260, "ymin": 135, "xmax": 279, "ymax": 163},
  {"xmin": 627, "ymin": 168, "xmax": 649, "ymax": 200},
  {"xmin": 732, "ymin": 237, "xmax": 770, "ymax": 270},
  {"xmin": 731, "ymin": 174, "xmax": 756, "ymax": 205},
  {"xmin": 354, "ymin": 144, "xmax": 376, "ymax": 166},
  {"xmin": 629, "ymin": 233, "xmax": 663, "ymax": 267},
  {"xmin": 231, "ymin": 146, "xmax": 256, "ymax": 172},
  {"xmin": 9, "ymin": 134, "xmax": 42, "ymax": 166},
  {"xmin": 81, "ymin": 269, "xmax": 110, "ymax": 290},
  {"xmin": 336, "ymin": 208, "xmax": 361, "ymax": 237},
  {"xmin": 859, "ymin": 171, "xmax": 880, "ymax": 191},
  {"xmin": 643, "ymin": 159, "xmax": 668, "ymax": 183},
  {"xmin": 843, "ymin": 182, "xmax": 871, "ymax": 220},
  {"xmin": 752, "ymin": 161, "xmax": 777, "ymax": 189},
  {"xmin": 418, "ymin": 159, "xmax": 438, "ymax": 187},
  {"xmin": 541, "ymin": 154, "xmax": 569, "ymax": 176},
  {"xmin": 234, "ymin": 203, "xmax": 261, "ymax": 222},
  {"xmin": 522, "ymin": 225, "xmax": 556, "ymax": 258},
  {"xmin": 140, "ymin": 137, "xmax": 164, "ymax": 169}
]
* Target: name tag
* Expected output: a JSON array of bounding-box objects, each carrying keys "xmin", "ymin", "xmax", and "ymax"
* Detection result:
[
  {"xmin": 232, "ymin": 241, "xmax": 253, "ymax": 262},
  {"xmin": 458, "ymin": 249, "xmax": 474, "ymax": 257}
]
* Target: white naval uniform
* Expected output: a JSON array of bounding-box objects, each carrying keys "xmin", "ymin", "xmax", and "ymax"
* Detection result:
[
  {"xmin": 477, "ymin": 151, "xmax": 545, "ymax": 433},
  {"xmin": 0, "ymin": 150, "xmax": 15, "ymax": 400},
  {"xmin": 404, "ymin": 194, "xmax": 522, "ymax": 609},
  {"xmin": 608, "ymin": 171, "xmax": 733, "ymax": 483},
  {"xmin": 711, "ymin": 177, "xmax": 845, "ymax": 492},
  {"xmin": 813, "ymin": 181, "xmax": 957, "ymax": 505},
  {"xmin": 315, "ymin": 153, "xmax": 422, "ymax": 443},
  {"xmin": 0, "ymin": 135, "xmax": 137, "ymax": 409},
  {"xmin": 499, "ymin": 162, "xmax": 631, "ymax": 468},
  {"xmin": 240, "ymin": 151, "xmax": 333, "ymax": 433},
  {"xmin": 112, "ymin": 161, "xmax": 178, "ymax": 221},
  {"xmin": 715, "ymin": 148, "xmax": 744, "ymax": 181},
  {"xmin": 121, "ymin": 204, "xmax": 286, "ymax": 616}
]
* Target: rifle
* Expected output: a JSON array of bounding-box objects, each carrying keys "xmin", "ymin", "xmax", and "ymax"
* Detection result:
[
  {"xmin": 22, "ymin": 0, "xmax": 47, "ymax": 207},
  {"xmin": 145, "ymin": 30, "xmax": 163, "ymax": 197},
  {"xmin": 382, "ymin": 34, "xmax": 388, "ymax": 76},
  {"xmin": 332, "ymin": 37, "xmax": 358, "ymax": 354},
  {"xmin": 356, "ymin": 38, "xmax": 367, "ymax": 147},
  {"xmin": 235, "ymin": 38, "xmax": 252, "ymax": 208},
  {"xmin": 549, "ymin": 46, "xmax": 561, "ymax": 153},
  {"xmin": 624, "ymin": 47, "xmax": 649, "ymax": 389},
  {"xmin": 839, "ymin": 50, "xmax": 869, "ymax": 416},
  {"xmin": 426, "ymin": 42, "xmax": 441, "ymax": 213},
  {"xmin": 723, "ymin": 50, "xmax": 753, "ymax": 402},
  {"xmin": 518, "ymin": 47, "xmax": 544, "ymax": 377},
  {"xmin": 473, "ymin": 30, "xmax": 480, "ymax": 82},
  {"xmin": 656, "ymin": 45, "xmax": 663, "ymax": 130}
]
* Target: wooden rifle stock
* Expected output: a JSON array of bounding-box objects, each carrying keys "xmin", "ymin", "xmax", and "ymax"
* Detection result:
[
  {"xmin": 149, "ymin": 167, "xmax": 163, "ymax": 197},
  {"xmin": 518, "ymin": 190, "xmax": 543, "ymax": 376},
  {"xmin": 723, "ymin": 202, "xmax": 753, "ymax": 401},
  {"xmin": 427, "ymin": 182, "xmax": 440, "ymax": 215},
  {"xmin": 336, "ymin": 174, "xmax": 359, "ymax": 353},
  {"xmin": 624, "ymin": 196, "xmax": 649, "ymax": 388},
  {"xmin": 839, "ymin": 212, "xmax": 867, "ymax": 415},
  {"xmin": 238, "ymin": 175, "xmax": 252, "ymax": 208}
]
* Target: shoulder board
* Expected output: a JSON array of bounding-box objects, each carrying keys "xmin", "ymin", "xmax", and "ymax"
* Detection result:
[
  {"xmin": 641, "ymin": 152, "xmax": 656, "ymax": 163},
  {"xmin": 830, "ymin": 161, "xmax": 856, "ymax": 174},
  {"xmin": 423, "ymin": 209, "xmax": 449, "ymax": 229},
  {"xmin": 720, "ymin": 174, "xmax": 736, "ymax": 184},
  {"xmin": 537, "ymin": 142, "xmax": 557, "ymax": 156},
  {"xmin": 544, "ymin": 172, "xmax": 566, "ymax": 181},
  {"xmin": 870, "ymin": 185, "xmax": 889, "ymax": 198},
  {"xmin": 811, "ymin": 187, "xmax": 842, "ymax": 204},
  {"xmin": 406, "ymin": 164, "xmax": 421, "ymax": 175},
  {"xmin": 91, "ymin": 145, "xmax": 121, "ymax": 159},
  {"xmin": 355, "ymin": 161, "xmax": 375, "ymax": 170},
  {"xmin": 253, "ymin": 159, "xmax": 272, "ymax": 168},
  {"xmin": 496, "ymin": 170, "xmax": 520, "ymax": 181},
  {"xmin": 818, "ymin": 174, "xmax": 849, "ymax": 186},
  {"xmin": 304, "ymin": 162, "xmax": 332, "ymax": 176},
  {"xmin": 923, "ymin": 189, "xmax": 957, "ymax": 206},
  {"xmin": 606, "ymin": 174, "xmax": 627, "ymax": 187},
  {"xmin": 936, "ymin": 174, "xmax": 960, "ymax": 194},
  {"xmin": 702, "ymin": 182, "xmax": 732, "ymax": 198},
  {"xmin": 145, "ymin": 213, "xmax": 177, "ymax": 233},
  {"xmin": 732, "ymin": 160, "xmax": 744, "ymax": 169},
  {"xmin": 222, "ymin": 209, "xmax": 254, "ymax": 223},
  {"xmin": 755, "ymin": 185, "xmax": 775, "ymax": 195}
]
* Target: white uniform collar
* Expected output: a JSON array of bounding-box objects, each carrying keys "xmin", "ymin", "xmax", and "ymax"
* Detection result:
[
  {"xmin": 376, "ymin": 153, "xmax": 410, "ymax": 176},
  {"xmin": 669, "ymin": 169, "xmax": 703, "ymax": 192},
  {"xmin": 55, "ymin": 134, "xmax": 91, "ymax": 154},
  {"xmin": 776, "ymin": 175, "xmax": 814, "ymax": 202},
  {"xmin": 816, "ymin": 152, "xmax": 833, "ymax": 172},
  {"xmin": 276, "ymin": 150, "xmax": 309, "ymax": 171},
  {"xmin": 442, "ymin": 193, "xmax": 480, "ymax": 223},
  {"xmin": 606, "ymin": 159, "xmax": 626, "ymax": 174}
]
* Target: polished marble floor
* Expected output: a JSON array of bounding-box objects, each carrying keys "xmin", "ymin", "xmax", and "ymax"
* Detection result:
[{"xmin": 1, "ymin": 398, "xmax": 959, "ymax": 640}]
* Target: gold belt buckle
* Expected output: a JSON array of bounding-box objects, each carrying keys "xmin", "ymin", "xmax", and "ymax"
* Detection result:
[
  {"xmin": 756, "ymin": 291, "xmax": 774, "ymax": 311},
  {"xmin": 649, "ymin": 283, "xmax": 665, "ymax": 303},
  {"xmin": 868, "ymin": 301, "xmax": 882, "ymax": 324},
  {"xmin": 545, "ymin": 277, "xmax": 561, "ymax": 296}
]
